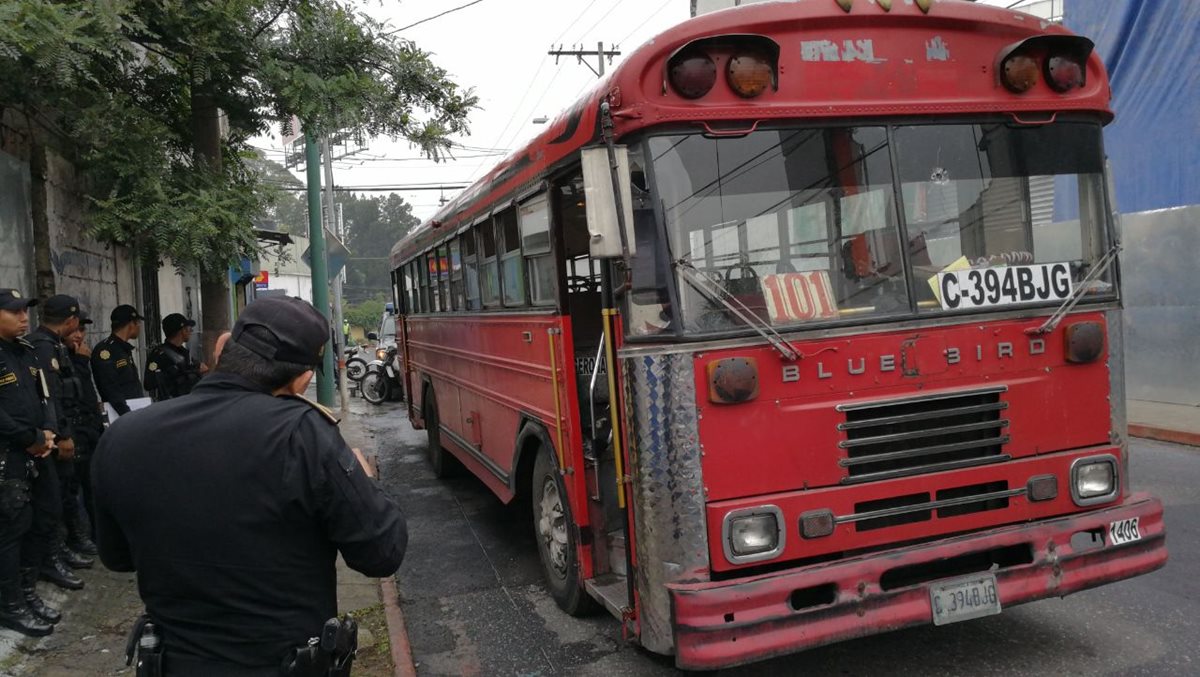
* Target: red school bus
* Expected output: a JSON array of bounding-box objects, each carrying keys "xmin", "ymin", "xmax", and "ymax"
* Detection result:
[{"xmin": 388, "ymin": 0, "xmax": 1167, "ymax": 670}]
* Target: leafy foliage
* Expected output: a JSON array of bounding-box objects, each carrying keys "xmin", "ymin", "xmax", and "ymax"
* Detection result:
[
  {"xmin": 0, "ymin": 0, "xmax": 475, "ymax": 272},
  {"xmin": 343, "ymin": 294, "xmax": 386, "ymax": 334}
]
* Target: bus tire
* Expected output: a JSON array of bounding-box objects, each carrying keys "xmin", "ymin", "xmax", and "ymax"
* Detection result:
[
  {"xmin": 531, "ymin": 448, "xmax": 598, "ymax": 617},
  {"xmin": 423, "ymin": 389, "xmax": 460, "ymax": 478}
]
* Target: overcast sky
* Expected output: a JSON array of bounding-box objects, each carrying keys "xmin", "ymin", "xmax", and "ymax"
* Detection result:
[{"xmin": 251, "ymin": 0, "xmax": 1031, "ymax": 223}]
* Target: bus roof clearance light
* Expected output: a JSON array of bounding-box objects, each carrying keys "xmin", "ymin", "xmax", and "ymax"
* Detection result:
[
  {"xmin": 668, "ymin": 51, "xmax": 717, "ymax": 99},
  {"xmin": 1001, "ymin": 53, "xmax": 1039, "ymax": 93},
  {"xmin": 1046, "ymin": 54, "xmax": 1086, "ymax": 92},
  {"xmin": 726, "ymin": 52, "xmax": 774, "ymax": 98}
]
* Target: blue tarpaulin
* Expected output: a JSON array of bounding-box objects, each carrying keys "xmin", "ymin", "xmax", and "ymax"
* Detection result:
[{"xmin": 1066, "ymin": 0, "xmax": 1200, "ymax": 213}]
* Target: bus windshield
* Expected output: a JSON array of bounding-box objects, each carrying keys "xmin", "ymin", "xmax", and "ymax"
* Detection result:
[{"xmin": 638, "ymin": 121, "xmax": 1112, "ymax": 337}]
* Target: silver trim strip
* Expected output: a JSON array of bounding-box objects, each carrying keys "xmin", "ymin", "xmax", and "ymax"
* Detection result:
[
  {"xmin": 439, "ymin": 424, "xmax": 511, "ymax": 484},
  {"xmin": 839, "ymin": 420, "xmax": 1009, "ymax": 449},
  {"xmin": 840, "ymin": 454, "xmax": 1012, "ymax": 485},
  {"xmin": 836, "ymin": 487, "xmax": 1026, "ymax": 525},
  {"xmin": 841, "ymin": 436, "xmax": 1010, "ymax": 467},
  {"xmin": 838, "ymin": 402, "xmax": 1008, "ymax": 431},
  {"xmin": 836, "ymin": 385, "xmax": 1008, "ymax": 413}
]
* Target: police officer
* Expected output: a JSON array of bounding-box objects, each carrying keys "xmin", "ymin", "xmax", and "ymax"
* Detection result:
[
  {"xmin": 92, "ymin": 304, "xmax": 145, "ymax": 417},
  {"xmin": 93, "ymin": 296, "xmax": 407, "ymax": 675},
  {"xmin": 0, "ymin": 289, "xmax": 56, "ymax": 637},
  {"xmin": 65, "ymin": 313, "xmax": 103, "ymax": 550},
  {"xmin": 27, "ymin": 295, "xmax": 89, "ymax": 595},
  {"xmin": 144, "ymin": 313, "xmax": 207, "ymax": 401}
]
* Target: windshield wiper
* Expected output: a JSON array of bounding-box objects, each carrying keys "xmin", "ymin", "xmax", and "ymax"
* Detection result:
[
  {"xmin": 675, "ymin": 258, "xmax": 800, "ymax": 361},
  {"xmin": 1027, "ymin": 243, "xmax": 1122, "ymax": 335}
]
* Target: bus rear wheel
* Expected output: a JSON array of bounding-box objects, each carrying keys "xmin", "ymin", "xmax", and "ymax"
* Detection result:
[
  {"xmin": 531, "ymin": 448, "xmax": 597, "ymax": 616},
  {"xmin": 423, "ymin": 390, "xmax": 460, "ymax": 478}
]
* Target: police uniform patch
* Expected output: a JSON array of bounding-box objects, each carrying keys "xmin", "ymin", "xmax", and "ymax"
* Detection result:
[
  {"xmin": 115, "ymin": 359, "xmax": 129, "ymax": 368},
  {"xmin": 0, "ymin": 373, "xmax": 16, "ymax": 386},
  {"xmin": 50, "ymin": 357, "xmax": 59, "ymax": 370},
  {"xmin": 148, "ymin": 362, "xmax": 158, "ymax": 372},
  {"xmin": 11, "ymin": 291, "xmax": 20, "ymax": 298},
  {"xmin": 99, "ymin": 350, "xmax": 111, "ymax": 360},
  {"xmin": 282, "ymin": 394, "xmax": 341, "ymax": 425}
]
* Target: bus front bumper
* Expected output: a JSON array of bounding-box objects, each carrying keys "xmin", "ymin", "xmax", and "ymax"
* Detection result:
[{"xmin": 668, "ymin": 494, "xmax": 1166, "ymax": 671}]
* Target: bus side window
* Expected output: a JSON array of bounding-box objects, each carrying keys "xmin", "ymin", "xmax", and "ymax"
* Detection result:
[
  {"xmin": 436, "ymin": 243, "xmax": 450, "ymax": 312},
  {"xmin": 426, "ymin": 251, "xmax": 442, "ymax": 312},
  {"xmin": 519, "ymin": 195, "xmax": 554, "ymax": 306},
  {"xmin": 462, "ymin": 231, "xmax": 481, "ymax": 310},
  {"xmin": 497, "ymin": 207, "xmax": 525, "ymax": 307},
  {"xmin": 417, "ymin": 256, "xmax": 429, "ymax": 312},
  {"xmin": 407, "ymin": 261, "xmax": 419, "ymax": 314},
  {"xmin": 479, "ymin": 218, "xmax": 500, "ymax": 307},
  {"xmin": 449, "ymin": 238, "xmax": 464, "ymax": 310}
]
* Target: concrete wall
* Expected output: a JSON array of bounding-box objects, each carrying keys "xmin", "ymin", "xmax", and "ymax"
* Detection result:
[
  {"xmin": 42, "ymin": 149, "xmax": 137, "ymax": 347},
  {"xmin": 0, "ymin": 149, "xmax": 34, "ymax": 296}
]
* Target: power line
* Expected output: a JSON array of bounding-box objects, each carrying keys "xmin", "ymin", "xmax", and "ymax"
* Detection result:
[
  {"xmin": 575, "ymin": 0, "xmax": 632, "ymax": 46},
  {"xmin": 617, "ymin": 0, "xmax": 674, "ymax": 47},
  {"xmin": 391, "ymin": 0, "xmax": 487, "ymax": 34}
]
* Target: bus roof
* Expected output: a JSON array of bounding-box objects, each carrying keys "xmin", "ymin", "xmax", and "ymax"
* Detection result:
[{"xmin": 391, "ymin": 0, "xmax": 1111, "ymax": 267}]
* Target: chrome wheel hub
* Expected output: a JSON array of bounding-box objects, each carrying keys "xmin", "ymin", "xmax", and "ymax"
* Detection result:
[{"xmin": 538, "ymin": 477, "xmax": 568, "ymax": 576}]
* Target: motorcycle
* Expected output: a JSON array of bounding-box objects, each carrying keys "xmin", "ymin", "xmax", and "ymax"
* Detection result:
[
  {"xmin": 344, "ymin": 346, "xmax": 368, "ymax": 382},
  {"xmin": 361, "ymin": 345, "xmax": 403, "ymax": 405}
]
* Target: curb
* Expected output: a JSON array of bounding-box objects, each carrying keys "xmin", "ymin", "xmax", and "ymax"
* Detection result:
[
  {"xmin": 379, "ymin": 575, "xmax": 417, "ymax": 677},
  {"xmin": 1129, "ymin": 423, "xmax": 1200, "ymax": 448}
]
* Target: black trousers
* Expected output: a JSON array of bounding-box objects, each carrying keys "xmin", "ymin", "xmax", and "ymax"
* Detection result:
[
  {"xmin": 21, "ymin": 455, "xmax": 60, "ymax": 567},
  {"xmin": 0, "ymin": 451, "xmax": 33, "ymax": 594}
]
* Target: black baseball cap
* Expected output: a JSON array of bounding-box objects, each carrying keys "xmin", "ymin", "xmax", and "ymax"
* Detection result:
[
  {"xmin": 230, "ymin": 296, "xmax": 328, "ymax": 367},
  {"xmin": 77, "ymin": 310, "xmax": 94, "ymax": 326},
  {"xmin": 42, "ymin": 294, "xmax": 81, "ymax": 319},
  {"xmin": 0, "ymin": 289, "xmax": 37, "ymax": 312},
  {"xmin": 162, "ymin": 313, "xmax": 196, "ymax": 337},
  {"xmin": 111, "ymin": 304, "xmax": 144, "ymax": 326}
]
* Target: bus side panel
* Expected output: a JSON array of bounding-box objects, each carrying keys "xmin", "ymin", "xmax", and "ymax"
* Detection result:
[{"xmin": 406, "ymin": 313, "xmax": 566, "ymax": 499}]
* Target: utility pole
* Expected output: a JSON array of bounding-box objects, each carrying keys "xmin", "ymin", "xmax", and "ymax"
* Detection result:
[
  {"xmin": 306, "ymin": 135, "xmax": 335, "ymax": 406},
  {"xmin": 548, "ymin": 41, "xmax": 621, "ymax": 78}
]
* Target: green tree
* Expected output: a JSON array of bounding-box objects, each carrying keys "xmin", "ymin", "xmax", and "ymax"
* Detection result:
[
  {"xmin": 340, "ymin": 192, "xmax": 419, "ymax": 303},
  {"xmin": 0, "ymin": 0, "xmax": 474, "ymax": 285}
]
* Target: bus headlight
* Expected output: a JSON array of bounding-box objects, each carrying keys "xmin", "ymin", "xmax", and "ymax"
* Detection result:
[
  {"xmin": 1070, "ymin": 455, "xmax": 1119, "ymax": 506},
  {"xmin": 723, "ymin": 506, "xmax": 784, "ymax": 564}
]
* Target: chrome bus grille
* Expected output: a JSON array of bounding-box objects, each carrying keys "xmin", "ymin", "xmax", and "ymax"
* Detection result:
[{"xmin": 837, "ymin": 387, "xmax": 1010, "ymax": 484}]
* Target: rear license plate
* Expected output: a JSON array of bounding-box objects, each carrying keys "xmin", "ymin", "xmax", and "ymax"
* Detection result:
[
  {"xmin": 1109, "ymin": 517, "xmax": 1141, "ymax": 545},
  {"xmin": 930, "ymin": 573, "xmax": 1001, "ymax": 626}
]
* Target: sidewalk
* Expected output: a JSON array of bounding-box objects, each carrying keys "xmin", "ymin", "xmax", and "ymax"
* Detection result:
[
  {"xmin": 0, "ymin": 392, "xmax": 397, "ymax": 676},
  {"xmin": 1128, "ymin": 399, "xmax": 1200, "ymax": 447}
]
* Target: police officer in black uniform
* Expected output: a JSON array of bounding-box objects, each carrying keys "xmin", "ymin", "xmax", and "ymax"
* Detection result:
[
  {"xmin": 0, "ymin": 289, "xmax": 56, "ymax": 637},
  {"xmin": 144, "ymin": 313, "xmax": 207, "ymax": 401},
  {"xmin": 92, "ymin": 304, "xmax": 145, "ymax": 417},
  {"xmin": 65, "ymin": 312, "xmax": 103, "ymax": 550},
  {"xmin": 93, "ymin": 296, "xmax": 407, "ymax": 675},
  {"xmin": 27, "ymin": 295, "xmax": 89, "ymax": 596}
]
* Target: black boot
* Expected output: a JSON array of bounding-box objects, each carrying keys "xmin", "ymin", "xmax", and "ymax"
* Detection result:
[
  {"xmin": 20, "ymin": 568, "xmax": 60, "ymax": 624},
  {"xmin": 60, "ymin": 546, "xmax": 93, "ymax": 570},
  {"xmin": 67, "ymin": 533, "xmax": 97, "ymax": 557},
  {"xmin": 0, "ymin": 585, "xmax": 53, "ymax": 637},
  {"xmin": 38, "ymin": 556, "xmax": 84, "ymax": 591}
]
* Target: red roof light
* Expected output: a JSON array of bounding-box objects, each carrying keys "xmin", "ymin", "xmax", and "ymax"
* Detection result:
[
  {"xmin": 668, "ymin": 51, "xmax": 717, "ymax": 99},
  {"xmin": 1046, "ymin": 54, "xmax": 1086, "ymax": 92}
]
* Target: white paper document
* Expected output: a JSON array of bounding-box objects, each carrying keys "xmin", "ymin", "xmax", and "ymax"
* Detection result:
[{"xmin": 104, "ymin": 397, "xmax": 152, "ymax": 423}]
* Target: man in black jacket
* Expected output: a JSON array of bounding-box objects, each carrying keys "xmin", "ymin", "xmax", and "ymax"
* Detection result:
[
  {"xmin": 144, "ymin": 313, "xmax": 207, "ymax": 401},
  {"xmin": 65, "ymin": 313, "xmax": 103, "ymax": 549},
  {"xmin": 26, "ymin": 295, "xmax": 88, "ymax": 598},
  {"xmin": 93, "ymin": 296, "xmax": 407, "ymax": 675},
  {"xmin": 0, "ymin": 289, "xmax": 55, "ymax": 637},
  {"xmin": 91, "ymin": 304, "xmax": 144, "ymax": 417}
]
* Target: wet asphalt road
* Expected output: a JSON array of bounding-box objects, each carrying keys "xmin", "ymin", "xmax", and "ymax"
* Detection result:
[{"xmin": 365, "ymin": 401, "xmax": 1197, "ymax": 677}]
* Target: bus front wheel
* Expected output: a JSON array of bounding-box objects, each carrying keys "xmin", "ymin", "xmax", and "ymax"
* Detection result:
[{"xmin": 531, "ymin": 448, "xmax": 598, "ymax": 616}]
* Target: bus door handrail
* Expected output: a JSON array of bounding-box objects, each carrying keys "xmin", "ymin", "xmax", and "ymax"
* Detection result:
[{"xmin": 589, "ymin": 340, "xmax": 605, "ymax": 441}]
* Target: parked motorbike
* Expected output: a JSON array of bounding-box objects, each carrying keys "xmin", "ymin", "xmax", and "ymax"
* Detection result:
[
  {"xmin": 345, "ymin": 346, "xmax": 368, "ymax": 382},
  {"xmin": 361, "ymin": 345, "xmax": 403, "ymax": 405}
]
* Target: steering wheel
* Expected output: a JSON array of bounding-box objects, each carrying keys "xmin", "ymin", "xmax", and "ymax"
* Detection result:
[{"xmin": 567, "ymin": 275, "xmax": 597, "ymax": 293}]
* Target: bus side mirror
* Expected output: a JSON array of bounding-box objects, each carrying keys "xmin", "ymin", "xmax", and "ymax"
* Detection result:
[{"xmin": 581, "ymin": 146, "xmax": 637, "ymax": 259}]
